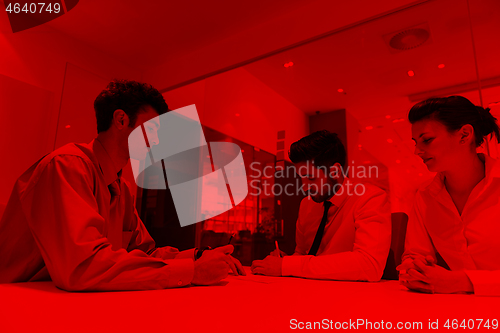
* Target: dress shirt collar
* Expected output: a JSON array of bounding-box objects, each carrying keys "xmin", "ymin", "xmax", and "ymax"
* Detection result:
[
  {"xmin": 325, "ymin": 176, "xmax": 350, "ymax": 207},
  {"xmin": 92, "ymin": 138, "xmax": 121, "ymax": 186},
  {"xmin": 425, "ymin": 153, "xmax": 499, "ymax": 197}
]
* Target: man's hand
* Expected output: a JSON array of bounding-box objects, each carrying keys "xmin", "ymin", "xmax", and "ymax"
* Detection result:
[
  {"xmin": 192, "ymin": 251, "xmax": 230, "ymax": 285},
  {"xmin": 270, "ymin": 248, "xmax": 287, "ymax": 257},
  {"xmin": 202, "ymin": 245, "xmax": 246, "ymax": 276},
  {"xmin": 191, "ymin": 245, "xmax": 246, "ymax": 285},
  {"xmin": 398, "ymin": 257, "xmax": 473, "ymax": 294},
  {"xmin": 250, "ymin": 255, "xmax": 283, "ymax": 276}
]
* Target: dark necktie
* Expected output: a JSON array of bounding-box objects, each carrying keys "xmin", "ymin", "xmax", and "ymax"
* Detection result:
[
  {"xmin": 108, "ymin": 179, "xmax": 121, "ymax": 201},
  {"xmin": 308, "ymin": 201, "xmax": 333, "ymax": 256}
]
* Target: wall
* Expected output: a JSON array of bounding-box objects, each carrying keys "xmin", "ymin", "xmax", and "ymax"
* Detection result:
[
  {"xmin": 163, "ymin": 67, "xmax": 309, "ymax": 158},
  {"xmin": 309, "ymin": 109, "xmax": 347, "ymax": 148},
  {"xmin": 54, "ymin": 63, "xmax": 109, "ymax": 149},
  {"xmin": 0, "ymin": 22, "xmax": 141, "ymax": 203},
  {"xmin": 0, "ymin": 75, "xmax": 53, "ymax": 204}
]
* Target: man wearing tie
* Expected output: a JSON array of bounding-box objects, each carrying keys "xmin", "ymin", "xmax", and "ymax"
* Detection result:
[
  {"xmin": 0, "ymin": 79, "xmax": 244, "ymax": 291},
  {"xmin": 251, "ymin": 130, "xmax": 391, "ymax": 281}
]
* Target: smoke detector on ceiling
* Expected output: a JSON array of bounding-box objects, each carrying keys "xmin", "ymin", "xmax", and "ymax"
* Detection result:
[{"xmin": 383, "ymin": 23, "xmax": 432, "ymax": 54}]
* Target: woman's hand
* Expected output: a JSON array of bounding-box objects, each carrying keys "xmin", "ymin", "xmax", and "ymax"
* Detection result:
[{"xmin": 399, "ymin": 257, "xmax": 473, "ymax": 294}]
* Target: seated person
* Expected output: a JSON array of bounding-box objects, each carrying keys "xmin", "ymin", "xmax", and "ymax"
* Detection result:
[
  {"xmin": 398, "ymin": 96, "xmax": 500, "ymax": 296},
  {"xmin": 0, "ymin": 79, "xmax": 244, "ymax": 291},
  {"xmin": 251, "ymin": 130, "xmax": 391, "ymax": 281}
]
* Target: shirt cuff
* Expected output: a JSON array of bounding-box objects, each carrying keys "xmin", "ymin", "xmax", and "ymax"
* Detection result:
[
  {"xmin": 164, "ymin": 258, "xmax": 194, "ymax": 288},
  {"xmin": 282, "ymin": 255, "xmax": 308, "ymax": 277},
  {"xmin": 175, "ymin": 248, "xmax": 196, "ymax": 260},
  {"xmin": 464, "ymin": 270, "xmax": 500, "ymax": 297}
]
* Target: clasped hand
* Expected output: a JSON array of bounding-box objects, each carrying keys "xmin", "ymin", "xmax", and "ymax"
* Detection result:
[{"xmin": 397, "ymin": 255, "xmax": 473, "ymax": 294}]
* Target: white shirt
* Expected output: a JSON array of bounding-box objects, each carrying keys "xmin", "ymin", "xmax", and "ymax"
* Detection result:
[
  {"xmin": 282, "ymin": 180, "xmax": 391, "ymax": 281},
  {"xmin": 0, "ymin": 140, "xmax": 194, "ymax": 290},
  {"xmin": 403, "ymin": 154, "xmax": 500, "ymax": 296}
]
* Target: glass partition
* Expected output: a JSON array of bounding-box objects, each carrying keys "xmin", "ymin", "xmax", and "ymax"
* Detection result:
[{"xmin": 141, "ymin": 0, "xmax": 496, "ymax": 262}]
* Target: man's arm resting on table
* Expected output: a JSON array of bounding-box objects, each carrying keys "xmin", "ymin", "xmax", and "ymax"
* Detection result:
[
  {"xmin": 23, "ymin": 156, "xmax": 194, "ymax": 291},
  {"xmin": 122, "ymin": 183, "xmax": 197, "ymax": 261}
]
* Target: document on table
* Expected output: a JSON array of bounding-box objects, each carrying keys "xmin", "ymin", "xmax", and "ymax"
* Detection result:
[{"xmin": 230, "ymin": 274, "xmax": 289, "ymax": 284}]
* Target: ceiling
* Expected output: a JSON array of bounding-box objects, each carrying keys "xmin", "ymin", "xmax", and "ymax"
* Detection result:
[
  {"xmin": 39, "ymin": 0, "xmax": 314, "ymax": 70},
  {"xmin": 243, "ymin": 0, "xmax": 500, "ymax": 188}
]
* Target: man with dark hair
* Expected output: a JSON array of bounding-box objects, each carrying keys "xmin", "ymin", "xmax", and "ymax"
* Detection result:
[
  {"xmin": 93, "ymin": 80, "xmax": 170, "ymax": 133},
  {"xmin": 251, "ymin": 130, "xmax": 391, "ymax": 281},
  {"xmin": 0, "ymin": 79, "xmax": 244, "ymax": 291}
]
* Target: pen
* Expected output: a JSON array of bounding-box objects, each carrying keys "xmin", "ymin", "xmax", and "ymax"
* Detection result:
[
  {"xmin": 275, "ymin": 240, "xmax": 281, "ymax": 258},
  {"xmin": 228, "ymin": 232, "xmax": 236, "ymax": 245}
]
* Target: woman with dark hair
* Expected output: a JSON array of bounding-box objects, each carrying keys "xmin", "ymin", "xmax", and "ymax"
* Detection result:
[{"xmin": 398, "ymin": 96, "xmax": 500, "ymax": 296}]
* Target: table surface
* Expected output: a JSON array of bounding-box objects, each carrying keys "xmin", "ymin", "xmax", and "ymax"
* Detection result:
[{"xmin": 1, "ymin": 268, "xmax": 498, "ymax": 333}]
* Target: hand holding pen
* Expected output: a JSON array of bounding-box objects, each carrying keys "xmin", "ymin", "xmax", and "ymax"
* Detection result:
[
  {"xmin": 252, "ymin": 241, "xmax": 285, "ymax": 276},
  {"xmin": 270, "ymin": 240, "xmax": 287, "ymax": 257}
]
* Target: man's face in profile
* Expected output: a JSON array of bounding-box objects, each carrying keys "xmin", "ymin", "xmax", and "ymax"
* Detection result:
[
  {"xmin": 127, "ymin": 105, "xmax": 160, "ymax": 161},
  {"xmin": 295, "ymin": 161, "xmax": 340, "ymax": 203}
]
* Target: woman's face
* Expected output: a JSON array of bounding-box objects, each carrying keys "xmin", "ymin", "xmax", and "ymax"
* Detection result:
[{"xmin": 411, "ymin": 118, "xmax": 463, "ymax": 173}]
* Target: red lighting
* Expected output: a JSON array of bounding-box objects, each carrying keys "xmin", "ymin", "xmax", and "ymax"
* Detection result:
[
  {"xmin": 235, "ymin": 113, "xmax": 240, "ymax": 117},
  {"xmin": 392, "ymin": 118, "xmax": 404, "ymax": 123},
  {"xmin": 358, "ymin": 144, "xmax": 362, "ymax": 150},
  {"xmin": 284, "ymin": 62, "xmax": 294, "ymax": 68},
  {"xmin": 396, "ymin": 160, "xmax": 401, "ymax": 164},
  {"xmin": 337, "ymin": 88, "xmax": 344, "ymax": 93},
  {"xmin": 365, "ymin": 126, "xmax": 373, "ymax": 130},
  {"xmin": 387, "ymin": 139, "xmax": 393, "ymax": 143},
  {"xmin": 438, "ymin": 64, "xmax": 445, "ymax": 69},
  {"xmin": 418, "ymin": 173, "xmax": 423, "ymax": 176},
  {"xmin": 65, "ymin": 125, "xmax": 70, "ymax": 129},
  {"xmin": 407, "ymin": 70, "xmax": 415, "ymax": 77},
  {"xmin": 385, "ymin": 115, "xmax": 391, "ymax": 119},
  {"xmin": 363, "ymin": 160, "xmax": 371, "ymax": 164}
]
